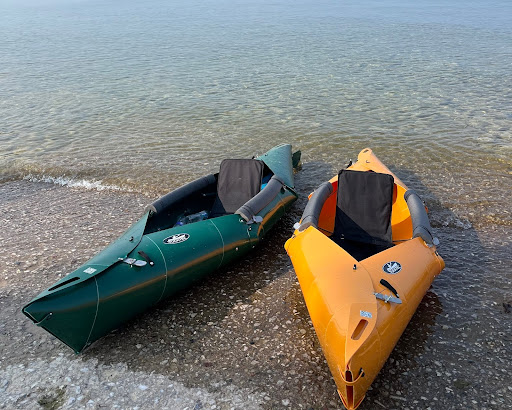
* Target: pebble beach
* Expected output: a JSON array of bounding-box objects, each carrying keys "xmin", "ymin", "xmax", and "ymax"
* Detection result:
[{"xmin": 1, "ymin": 173, "xmax": 510, "ymax": 409}]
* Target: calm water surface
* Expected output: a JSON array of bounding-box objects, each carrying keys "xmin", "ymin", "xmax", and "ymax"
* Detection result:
[{"xmin": 1, "ymin": 0, "xmax": 510, "ymax": 226}]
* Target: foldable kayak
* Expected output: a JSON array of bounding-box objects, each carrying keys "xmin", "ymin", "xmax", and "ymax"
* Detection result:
[
  {"xmin": 23, "ymin": 144, "xmax": 301, "ymax": 353},
  {"xmin": 285, "ymin": 148, "xmax": 444, "ymax": 409}
]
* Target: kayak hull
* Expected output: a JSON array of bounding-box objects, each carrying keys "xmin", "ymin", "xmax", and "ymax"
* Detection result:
[
  {"xmin": 285, "ymin": 148, "xmax": 444, "ymax": 409},
  {"xmin": 23, "ymin": 144, "xmax": 299, "ymax": 353}
]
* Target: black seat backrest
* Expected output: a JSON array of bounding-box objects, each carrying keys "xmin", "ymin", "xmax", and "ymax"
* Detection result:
[
  {"xmin": 333, "ymin": 170, "xmax": 394, "ymax": 246},
  {"xmin": 210, "ymin": 159, "xmax": 264, "ymax": 217}
]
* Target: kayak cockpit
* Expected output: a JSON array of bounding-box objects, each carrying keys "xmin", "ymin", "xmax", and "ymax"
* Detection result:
[
  {"xmin": 143, "ymin": 159, "xmax": 276, "ymax": 234},
  {"xmin": 296, "ymin": 148, "xmax": 437, "ymax": 262},
  {"xmin": 144, "ymin": 143, "xmax": 301, "ymax": 235},
  {"xmin": 330, "ymin": 169, "xmax": 395, "ymax": 261}
]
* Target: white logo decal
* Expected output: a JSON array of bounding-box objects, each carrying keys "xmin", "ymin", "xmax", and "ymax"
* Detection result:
[
  {"xmin": 360, "ymin": 310, "xmax": 372, "ymax": 319},
  {"xmin": 383, "ymin": 261, "xmax": 402, "ymax": 274},
  {"xmin": 84, "ymin": 267, "xmax": 97, "ymax": 275},
  {"xmin": 163, "ymin": 233, "xmax": 190, "ymax": 245}
]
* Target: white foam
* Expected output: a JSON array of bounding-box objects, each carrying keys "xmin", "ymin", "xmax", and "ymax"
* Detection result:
[{"xmin": 23, "ymin": 174, "xmax": 125, "ymax": 192}]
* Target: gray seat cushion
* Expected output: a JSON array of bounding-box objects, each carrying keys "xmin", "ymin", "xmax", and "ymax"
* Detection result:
[
  {"xmin": 333, "ymin": 169, "xmax": 394, "ymax": 247},
  {"xmin": 211, "ymin": 159, "xmax": 264, "ymax": 217}
]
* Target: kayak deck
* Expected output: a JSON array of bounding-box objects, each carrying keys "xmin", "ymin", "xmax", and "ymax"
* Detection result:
[
  {"xmin": 23, "ymin": 144, "xmax": 301, "ymax": 353},
  {"xmin": 285, "ymin": 148, "xmax": 444, "ymax": 409}
]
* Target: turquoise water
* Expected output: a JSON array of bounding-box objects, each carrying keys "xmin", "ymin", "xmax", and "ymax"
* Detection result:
[{"xmin": 0, "ymin": 0, "xmax": 511, "ymax": 226}]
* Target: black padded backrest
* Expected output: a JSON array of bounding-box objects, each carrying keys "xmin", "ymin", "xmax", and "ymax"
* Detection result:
[
  {"xmin": 211, "ymin": 159, "xmax": 264, "ymax": 217},
  {"xmin": 333, "ymin": 170, "xmax": 394, "ymax": 246}
]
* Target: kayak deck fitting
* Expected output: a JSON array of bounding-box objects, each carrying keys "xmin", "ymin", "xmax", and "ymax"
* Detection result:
[
  {"xmin": 285, "ymin": 148, "xmax": 444, "ymax": 410},
  {"xmin": 23, "ymin": 144, "xmax": 301, "ymax": 353}
]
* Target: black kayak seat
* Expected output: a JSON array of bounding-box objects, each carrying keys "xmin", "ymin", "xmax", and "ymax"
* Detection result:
[
  {"xmin": 211, "ymin": 159, "xmax": 265, "ymax": 217},
  {"xmin": 332, "ymin": 169, "xmax": 395, "ymax": 261}
]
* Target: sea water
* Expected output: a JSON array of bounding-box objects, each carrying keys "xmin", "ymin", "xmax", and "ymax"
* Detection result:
[{"xmin": 0, "ymin": 0, "xmax": 510, "ymax": 226}]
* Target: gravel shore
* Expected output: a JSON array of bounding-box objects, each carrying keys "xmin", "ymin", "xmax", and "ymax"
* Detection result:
[{"xmin": 1, "ymin": 180, "xmax": 511, "ymax": 409}]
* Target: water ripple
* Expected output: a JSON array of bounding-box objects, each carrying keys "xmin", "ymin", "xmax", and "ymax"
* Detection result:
[{"xmin": 0, "ymin": 0, "xmax": 511, "ymax": 228}]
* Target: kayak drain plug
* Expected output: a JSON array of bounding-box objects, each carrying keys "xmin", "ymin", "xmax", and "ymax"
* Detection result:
[{"xmin": 353, "ymin": 264, "xmax": 357, "ymax": 270}]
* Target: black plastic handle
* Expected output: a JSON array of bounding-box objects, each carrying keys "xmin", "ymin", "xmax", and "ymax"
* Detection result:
[
  {"xmin": 380, "ymin": 279, "xmax": 399, "ymax": 298},
  {"xmin": 138, "ymin": 250, "xmax": 154, "ymax": 266}
]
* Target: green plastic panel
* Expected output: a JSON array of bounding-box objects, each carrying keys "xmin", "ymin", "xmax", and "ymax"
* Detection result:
[
  {"xmin": 257, "ymin": 144, "xmax": 295, "ymax": 188},
  {"xmin": 23, "ymin": 279, "xmax": 98, "ymax": 353},
  {"xmin": 149, "ymin": 219, "xmax": 224, "ymax": 299}
]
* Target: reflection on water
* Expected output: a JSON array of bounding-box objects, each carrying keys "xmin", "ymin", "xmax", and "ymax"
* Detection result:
[{"xmin": 1, "ymin": 0, "xmax": 511, "ymax": 229}]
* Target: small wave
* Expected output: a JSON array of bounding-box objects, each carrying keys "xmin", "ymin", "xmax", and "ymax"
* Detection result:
[
  {"xmin": 430, "ymin": 213, "xmax": 473, "ymax": 230},
  {"xmin": 23, "ymin": 174, "xmax": 126, "ymax": 192}
]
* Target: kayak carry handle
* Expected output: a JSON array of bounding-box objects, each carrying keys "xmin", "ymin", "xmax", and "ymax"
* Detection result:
[
  {"xmin": 138, "ymin": 250, "xmax": 154, "ymax": 266},
  {"xmin": 297, "ymin": 181, "xmax": 333, "ymax": 232},
  {"xmin": 338, "ymin": 367, "xmax": 365, "ymax": 386},
  {"xmin": 34, "ymin": 312, "xmax": 53, "ymax": 326},
  {"xmin": 404, "ymin": 190, "xmax": 436, "ymax": 246},
  {"xmin": 380, "ymin": 279, "xmax": 399, "ymax": 298}
]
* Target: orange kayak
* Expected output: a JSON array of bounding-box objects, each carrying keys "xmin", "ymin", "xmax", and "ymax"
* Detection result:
[{"xmin": 285, "ymin": 148, "xmax": 445, "ymax": 409}]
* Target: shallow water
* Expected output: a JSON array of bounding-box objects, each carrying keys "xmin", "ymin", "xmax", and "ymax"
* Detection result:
[
  {"xmin": 1, "ymin": 0, "xmax": 511, "ymax": 227},
  {"xmin": 1, "ymin": 0, "xmax": 511, "ymax": 408}
]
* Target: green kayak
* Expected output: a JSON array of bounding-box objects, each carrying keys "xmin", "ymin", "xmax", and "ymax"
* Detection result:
[{"xmin": 23, "ymin": 144, "xmax": 301, "ymax": 353}]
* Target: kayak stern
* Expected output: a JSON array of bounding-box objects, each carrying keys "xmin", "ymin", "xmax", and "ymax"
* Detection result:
[{"xmin": 23, "ymin": 278, "xmax": 100, "ymax": 354}]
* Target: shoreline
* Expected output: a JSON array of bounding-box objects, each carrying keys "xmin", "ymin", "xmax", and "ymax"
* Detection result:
[{"xmin": 1, "ymin": 180, "xmax": 511, "ymax": 409}]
